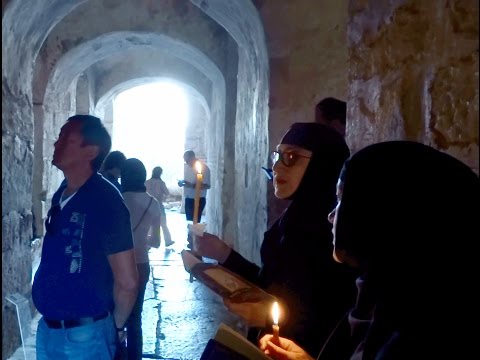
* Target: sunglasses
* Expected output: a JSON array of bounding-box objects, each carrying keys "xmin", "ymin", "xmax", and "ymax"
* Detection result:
[
  {"xmin": 45, "ymin": 203, "xmax": 61, "ymax": 235},
  {"xmin": 269, "ymin": 150, "xmax": 311, "ymax": 167}
]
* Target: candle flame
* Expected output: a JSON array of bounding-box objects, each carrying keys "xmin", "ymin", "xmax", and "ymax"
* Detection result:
[
  {"xmin": 272, "ymin": 301, "xmax": 280, "ymax": 325},
  {"xmin": 195, "ymin": 161, "xmax": 202, "ymax": 174}
]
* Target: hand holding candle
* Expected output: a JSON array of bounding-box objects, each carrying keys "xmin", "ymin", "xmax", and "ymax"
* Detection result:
[
  {"xmin": 271, "ymin": 301, "xmax": 280, "ymax": 345},
  {"xmin": 193, "ymin": 161, "xmax": 203, "ymax": 224}
]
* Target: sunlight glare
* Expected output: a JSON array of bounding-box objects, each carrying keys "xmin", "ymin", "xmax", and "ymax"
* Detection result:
[{"xmin": 112, "ymin": 82, "xmax": 188, "ymax": 192}]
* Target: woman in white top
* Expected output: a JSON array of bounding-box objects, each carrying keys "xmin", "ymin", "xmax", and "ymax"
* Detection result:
[
  {"xmin": 145, "ymin": 166, "xmax": 174, "ymax": 246},
  {"xmin": 121, "ymin": 158, "xmax": 161, "ymax": 360}
]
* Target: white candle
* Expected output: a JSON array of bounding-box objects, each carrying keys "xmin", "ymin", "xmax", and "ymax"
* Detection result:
[
  {"xmin": 272, "ymin": 301, "xmax": 280, "ymax": 344},
  {"xmin": 193, "ymin": 161, "xmax": 203, "ymax": 224}
]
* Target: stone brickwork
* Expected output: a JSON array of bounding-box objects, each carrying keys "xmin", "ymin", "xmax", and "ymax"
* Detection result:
[
  {"xmin": 257, "ymin": 0, "xmax": 349, "ymax": 223},
  {"xmin": 2, "ymin": 89, "xmax": 35, "ymax": 359},
  {"xmin": 347, "ymin": 0, "xmax": 479, "ymax": 173}
]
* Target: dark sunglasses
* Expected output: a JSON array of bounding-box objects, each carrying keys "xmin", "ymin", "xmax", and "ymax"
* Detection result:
[
  {"xmin": 45, "ymin": 203, "xmax": 61, "ymax": 235},
  {"xmin": 269, "ymin": 150, "xmax": 312, "ymax": 167}
]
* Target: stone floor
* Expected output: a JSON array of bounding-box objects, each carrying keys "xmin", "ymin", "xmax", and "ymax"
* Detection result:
[{"xmin": 8, "ymin": 208, "xmax": 245, "ymax": 360}]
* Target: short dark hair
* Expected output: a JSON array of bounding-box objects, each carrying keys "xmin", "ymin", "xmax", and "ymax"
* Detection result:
[
  {"xmin": 152, "ymin": 166, "xmax": 163, "ymax": 179},
  {"xmin": 315, "ymin": 97, "xmax": 346, "ymax": 125},
  {"xmin": 121, "ymin": 158, "xmax": 147, "ymax": 191},
  {"xmin": 102, "ymin": 151, "xmax": 127, "ymax": 171},
  {"xmin": 67, "ymin": 115, "xmax": 111, "ymax": 171},
  {"xmin": 184, "ymin": 150, "xmax": 195, "ymax": 160}
]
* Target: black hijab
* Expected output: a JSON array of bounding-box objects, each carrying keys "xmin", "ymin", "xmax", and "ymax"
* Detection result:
[
  {"xmin": 278, "ymin": 122, "xmax": 350, "ymax": 236},
  {"xmin": 334, "ymin": 141, "xmax": 479, "ymax": 359},
  {"xmin": 121, "ymin": 158, "xmax": 147, "ymax": 193},
  {"xmin": 259, "ymin": 123, "xmax": 354, "ymax": 355}
]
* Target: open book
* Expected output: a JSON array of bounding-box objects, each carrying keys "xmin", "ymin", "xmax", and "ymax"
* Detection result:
[
  {"xmin": 181, "ymin": 250, "xmax": 276, "ymax": 303},
  {"xmin": 200, "ymin": 323, "xmax": 272, "ymax": 360}
]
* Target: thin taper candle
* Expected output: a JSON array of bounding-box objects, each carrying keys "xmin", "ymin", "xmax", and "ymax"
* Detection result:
[
  {"xmin": 272, "ymin": 301, "xmax": 280, "ymax": 345},
  {"xmin": 192, "ymin": 161, "xmax": 202, "ymax": 224}
]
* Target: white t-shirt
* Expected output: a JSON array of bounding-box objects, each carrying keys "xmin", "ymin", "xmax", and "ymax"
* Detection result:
[
  {"xmin": 122, "ymin": 192, "xmax": 161, "ymax": 264},
  {"xmin": 183, "ymin": 161, "xmax": 211, "ymax": 199}
]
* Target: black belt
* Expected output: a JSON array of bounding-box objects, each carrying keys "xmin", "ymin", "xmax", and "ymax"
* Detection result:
[{"xmin": 44, "ymin": 312, "xmax": 110, "ymax": 329}]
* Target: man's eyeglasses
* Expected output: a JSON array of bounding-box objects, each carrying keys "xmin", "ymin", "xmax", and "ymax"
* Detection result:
[
  {"xmin": 269, "ymin": 150, "xmax": 311, "ymax": 167},
  {"xmin": 45, "ymin": 203, "xmax": 61, "ymax": 235}
]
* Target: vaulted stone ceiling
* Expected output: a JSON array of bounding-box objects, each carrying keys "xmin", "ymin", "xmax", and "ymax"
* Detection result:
[
  {"xmin": 3, "ymin": 0, "xmax": 270, "ymax": 249},
  {"xmin": 2, "ymin": 1, "xmax": 270, "ymax": 356}
]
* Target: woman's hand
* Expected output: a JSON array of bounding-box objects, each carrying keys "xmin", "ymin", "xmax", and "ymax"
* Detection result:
[
  {"xmin": 194, "ymin": 232, "xmax": 231, "ymax": 263},
  {"xmin": 223, "ymin": 299, "xmax": 270, "ymax": 327},
  {"xmin": 258, "ymin": 334, "xmax": 314, "ymax": 360}
]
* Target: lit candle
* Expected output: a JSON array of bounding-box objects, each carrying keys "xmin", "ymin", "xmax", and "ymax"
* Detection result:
[
  {"xmin": 271, "ymin": 301, "xmax": 280, "ymax": 345},
  {"xmin": 192, "ymin": 161, "xmax": 203, "ymax": 224}
]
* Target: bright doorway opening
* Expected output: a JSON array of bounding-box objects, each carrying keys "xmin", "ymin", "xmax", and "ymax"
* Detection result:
[{"xmin": 112, "ymin": 81, "xmax": 189, "ymax": 196}]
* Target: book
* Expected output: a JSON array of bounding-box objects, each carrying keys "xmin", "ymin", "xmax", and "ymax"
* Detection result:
[
  {"xmin": 181, "ymin": 250, "xmax": 276, "ymax": 303},
  {"xmin": 200, "ymin": 323, "xmax": 272, "ymax": 360}
]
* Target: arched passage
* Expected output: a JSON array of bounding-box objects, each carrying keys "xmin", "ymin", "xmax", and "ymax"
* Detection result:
[{"xmin": 3, "ymin": 1, "xmax": 270, "ymax": 356}]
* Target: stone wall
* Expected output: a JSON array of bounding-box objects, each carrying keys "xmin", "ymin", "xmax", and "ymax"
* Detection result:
[
  {"xmin": 2, "ymin": 3, "xmax": 38, "ymax": 354},
  {"xmin": 256, "ymin": 0, "xmax": 349, "ymax": 222},
  {"xmin": 191, "ymin": 0, "xmax": 270, "ymax": 263},
  {"xmin": 2, "ymin": 88, "xmax": 35, "ymax": 359},
  {"xmin": 347, "ymin": 0, "xmax": 479, "ymax": 173}
]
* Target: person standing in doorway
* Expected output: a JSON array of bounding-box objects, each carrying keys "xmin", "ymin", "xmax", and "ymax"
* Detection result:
[
  {"xmin": 121, "ymin": 158, "xmax": 162, "ymax": 360},
  {"xmin": 32, "ymin": 115, "xmax": 139, "ymax": 359},
  {"xmin": 315, "ymin": 97, "xmax": 347, "ymax": 138},
  {"xmin": 146, "ymin": 166, "xmax": 174, "ymax": 247},
  {"xmin": 178, "ymin": 150, "xmax": 211, "ymax": 249}
]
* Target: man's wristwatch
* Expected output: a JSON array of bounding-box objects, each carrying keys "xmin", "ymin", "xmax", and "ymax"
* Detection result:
[{"xmin": 116, "ymin": 325, "xmax": 127, "ymax": 332}]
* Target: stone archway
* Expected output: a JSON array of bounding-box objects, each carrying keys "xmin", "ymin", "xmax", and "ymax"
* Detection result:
[
  {"xmin": 3, "ymin": 1, "xmax": 270, "ymax": 357},
  {"xmin": 95, "ymin": 76, "xmax": 211, "ymax": 195}
]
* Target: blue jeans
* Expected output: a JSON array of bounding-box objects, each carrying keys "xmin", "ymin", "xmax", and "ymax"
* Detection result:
[{"xmin": 36, "ymin": 314, "xmax": 117, "ymax": 359}]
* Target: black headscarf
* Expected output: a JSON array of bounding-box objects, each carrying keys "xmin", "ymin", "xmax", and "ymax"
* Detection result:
[
  {"xmin": 259, "ymin": 123, "xmax": 355, "ymax": 355},
  {"xmin": 121, "ymin": 158, "xmax": 147, "ymax": 193},
  {"xmin": 334, "ymin": 141, "xmax": 479, "ymax": 359},
  {"xmin": 278, "ymin": 122, "xmax": 350, "ymax": 229}
]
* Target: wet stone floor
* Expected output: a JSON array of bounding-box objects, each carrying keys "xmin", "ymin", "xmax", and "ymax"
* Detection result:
[
  {"xmin": 141, "ymin": 210, "xmax": 242, "ymax": 359},
  {"xmin": 8, "ymin": 209, "xmax": 244, "ymax": 360}
]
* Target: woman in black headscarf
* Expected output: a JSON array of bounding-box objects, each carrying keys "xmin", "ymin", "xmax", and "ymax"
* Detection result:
[
  {"xmin": 195, "ymin": 123, "xmax": 358, "ymax": 356},
  {"xmin": 260, "ymin": 141, "xmax": 479, "ymax": 359}
]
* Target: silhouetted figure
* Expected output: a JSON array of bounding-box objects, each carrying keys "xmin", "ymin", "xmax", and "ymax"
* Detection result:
[
  {"xmin": 146, "ymin": 166, "xmax": 174, "ymax": 247},
  {"xmin": 178, "ymin": 150, "xmax": 211, "ymax": 249},
  {"xmin": 260, "ymin": 141, "xmax": 479, "ymax": 360},
  {"xmin": 100, "ymin": 150, "xmax": 127, "ymax": 192},
  {"xmin": 315, "ymin": 97, "xmax": 346, "ymax": 138}
]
